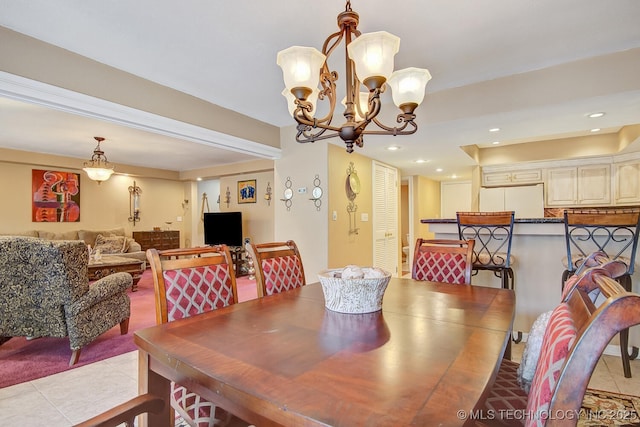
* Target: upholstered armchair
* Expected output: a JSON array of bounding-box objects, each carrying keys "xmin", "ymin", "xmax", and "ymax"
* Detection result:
[{"xmin": 0, "ymin": 236, "xmax": 131, "ymax": 366}]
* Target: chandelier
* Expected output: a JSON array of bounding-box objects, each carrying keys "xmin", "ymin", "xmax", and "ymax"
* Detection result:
[
  {"xmin": 83, "ymin": 136, "xmax": 114, "ymax": 184},
  {"xmin": 277, "ymin": 1, "xmax": 431, "ymax": 153}
]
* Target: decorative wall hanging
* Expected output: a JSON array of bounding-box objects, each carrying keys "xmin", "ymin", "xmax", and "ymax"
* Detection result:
[
  {"xmin": 264, "ymin": 182, "xmax": 273, "ymax": 206},
  {"xmin": 238, "ymin": 180, "xmax": 256, "ymax": 204},
  {"xmin": 201, "ymin": 192, "xmax": 210, "ymax": 221},
  {"xmin": 32, "ymin": 169, "xmax": 80, "ymax": 222},
  {"xmin": 310, "ymin": 175, "xmax": 323, "ymax": 211},
  {"xmin": 128, "ymin": 180, "xmax": 141, "ymax": 226},
  {"xmin": 281, "ymin": 176, "xmax": 293, "ymax": 211},
  {"xmin": 345, "ymin": 162, "xmax": 360, "ymax": 235},
  {"xmin": 225, "ymin": 187, "xmax": 231, "ymax": 208}
]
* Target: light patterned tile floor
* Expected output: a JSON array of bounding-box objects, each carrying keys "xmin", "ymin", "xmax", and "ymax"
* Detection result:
[{"xmin": 0, "ymin": 344, "xmax": 638, "ymax": 426}]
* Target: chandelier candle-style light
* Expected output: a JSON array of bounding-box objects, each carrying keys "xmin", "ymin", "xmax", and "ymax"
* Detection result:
[
  {"xmin": 83, "ymin": 136, "xmax": 114, "ymax": 184},
  {"xmin": 277, "ymin": 0, "xmax": 431, "ymax": 153}
]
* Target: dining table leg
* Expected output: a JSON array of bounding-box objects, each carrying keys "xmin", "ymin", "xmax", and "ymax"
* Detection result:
[{"xmin": 138, "ymin": 350, "xmax": 172, "ymax": 427}]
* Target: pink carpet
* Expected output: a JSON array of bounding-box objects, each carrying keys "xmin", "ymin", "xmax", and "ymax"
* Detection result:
[{"xmin": 0, "ymin": 270, "xmax": 258, "ymax": 388}]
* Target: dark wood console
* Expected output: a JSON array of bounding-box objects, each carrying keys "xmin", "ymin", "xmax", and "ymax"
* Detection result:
[{"xmin": 133, "ymin": 230, "xmax": 180, "ymax": 252}]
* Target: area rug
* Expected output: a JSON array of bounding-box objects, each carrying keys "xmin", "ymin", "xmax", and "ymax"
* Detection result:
[
  {"xmin": 580, "ymin": 389, "xmax": 640, "ymax": 426},
  {"xmin": 0, "ymin": 270, "xmax": 258, "ymax": 388}
]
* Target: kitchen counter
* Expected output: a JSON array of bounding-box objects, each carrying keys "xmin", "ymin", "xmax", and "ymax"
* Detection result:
[{"xmin": 419, "ymin": 217, "xmax": 640, "ymax": 348}]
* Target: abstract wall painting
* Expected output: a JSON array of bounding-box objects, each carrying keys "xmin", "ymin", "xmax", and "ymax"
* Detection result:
[{"xmin": 32, "ymin": 169, "xmax": 81, "ymax": 222}]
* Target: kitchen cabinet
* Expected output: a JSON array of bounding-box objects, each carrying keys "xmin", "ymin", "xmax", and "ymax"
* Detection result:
[
  {"xmin": 482, "ymin": 169, "xmax": 542, "ymax": 187},
  {"xmin": 546, "ymin": 165, "xmax": 610, "ymax": 207},
  {"xmin": 614, "ymin": 160, "xmax": 640, "ymax": 205}
]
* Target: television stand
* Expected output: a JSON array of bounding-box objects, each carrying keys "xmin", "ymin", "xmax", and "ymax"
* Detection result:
[{"xmin": 229, "ymin": 246, "xmax": 248, "ymax": 277}]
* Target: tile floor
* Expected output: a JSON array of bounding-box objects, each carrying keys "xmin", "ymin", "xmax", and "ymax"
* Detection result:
[{"xmin": 0, "ymin": 344, "xmax": 638, "ymax": 426}]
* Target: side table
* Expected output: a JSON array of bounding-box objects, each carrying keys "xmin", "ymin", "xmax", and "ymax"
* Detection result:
[{"xmin": 88, "ymin": 256, "xmax": 145, "ymax": 292}]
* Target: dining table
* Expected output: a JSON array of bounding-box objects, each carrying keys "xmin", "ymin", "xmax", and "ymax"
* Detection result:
[{"xmin": 134, "ymin": 277, "xmax": 515, "ymax": 426}]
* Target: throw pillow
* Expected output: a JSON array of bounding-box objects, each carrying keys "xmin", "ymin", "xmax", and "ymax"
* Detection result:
[
  {"xmin": 94, "ymin": 234, "xmax": 127, "ymax": 254},
  {"xmin": 517, "ymin": 310, "xmax": 552, "ymax": 393},
  {"xmin": 78, "ymin": 228, "xmax": 125, "ymax": 246}
]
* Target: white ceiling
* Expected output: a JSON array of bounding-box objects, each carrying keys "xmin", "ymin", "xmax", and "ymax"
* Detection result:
[{"xmin": 1, "ymin": 0, "xmax": 640, "ymax": 180}]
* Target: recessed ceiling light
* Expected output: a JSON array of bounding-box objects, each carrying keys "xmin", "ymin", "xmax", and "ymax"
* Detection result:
[
  {"xmin": 386, "ymin": 145, "xmax": 400, "ymax": 151},
  {"xmin": 492, "ymin": 141, "xmax": 500, "ymax": 145},
  {"xmin": 196, "ymin": 177, "xmax": 203, "ymax": 181},
  {"xmin": 588, "ymin": 112, "xmax": 605, "ymax": 118},
  {"xmin": 489, "ymin": 128, "xmax": 500, "ymax": 132},
  {"xmin": 451, "ymin": 174, "xmax": 457, "ymax": 179},
  {"xmin": 415, "ymin": 159, "xmax": 429, "ymax": 163},
  {"xmin": 590, "ymin": 128, "xmax": 601, "ymax": 132},
  {"xmin": 436, "ymin": 168, "xmax": 443, "ymax": 172}
]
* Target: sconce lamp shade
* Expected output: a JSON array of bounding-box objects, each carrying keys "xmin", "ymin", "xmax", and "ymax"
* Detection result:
[
  {"xmin": 83, "ymin": 167, "xmax": 114, "ymax": 182},
  {"xmin": 387, "ymin": 67, "xmax": 432, "ymax": 109},
  {"xmin": 282, "ymin": 87, "xmax": 320, "ymax": 117},
  {"xmin": 277, "ymin": 46, "xmax": 326, "ymax": 99},
  {"xmin": 347, "ymin": 31, "xmax": 400, "ymax": 88}
]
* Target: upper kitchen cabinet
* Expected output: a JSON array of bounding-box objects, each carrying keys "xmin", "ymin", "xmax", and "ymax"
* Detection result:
[
  {"xmin": 614, "ymin": 159, "xmax": 640, "ymax": 205},
  {"xmin": 482, "ymin": 168, "xmax": 542, "ymax": 187},
  {"xmin": 546, "ymin": 165, "xmax": 611, "ymax": 207}
]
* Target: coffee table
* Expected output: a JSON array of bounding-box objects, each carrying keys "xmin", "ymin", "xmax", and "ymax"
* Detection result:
[{"xmin": 88, "ymin": 255, "xmax": 145, "ymax": 291}]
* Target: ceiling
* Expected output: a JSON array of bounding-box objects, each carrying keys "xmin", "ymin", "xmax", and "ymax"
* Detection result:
[{"xmin": 1, "ymin": 0, "xmax": 640, "ymax": 180}]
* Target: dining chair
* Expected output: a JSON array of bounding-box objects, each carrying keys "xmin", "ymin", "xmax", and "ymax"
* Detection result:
[
  {"xmin": 411, "ymin": 238, "xmax": 475, "ymax": 284},
  {"xmin": 73, "ymin": 393, "xmax": 165, "ymax": 427},
  {"xmin": 481, "ymin": 268, "xmax": 640, "ymax": 427},
  {"xmin": 245, "ymin": 240, "xmax": 306, "ymax": 297},
  {"xmin": 456, "ymin": 211, "xmax": 516, "ymax": 290},
  {"xmin": 146, "ymin": 245, "xmax": 247, "ymax": 427},
  {"xmin": 561, "ymin": 208, "xmax": 640, "ymax": 377}
]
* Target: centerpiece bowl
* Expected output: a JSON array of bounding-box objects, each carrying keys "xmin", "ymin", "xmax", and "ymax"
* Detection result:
[{"xmin": 318, "ymin": 267, "xmax": 391, "ymax": 314}]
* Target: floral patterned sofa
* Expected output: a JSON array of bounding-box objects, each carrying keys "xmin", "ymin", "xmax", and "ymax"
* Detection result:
[{"xmin": 0, "ymin": 236, "xmax": 132, "ymax": 365}]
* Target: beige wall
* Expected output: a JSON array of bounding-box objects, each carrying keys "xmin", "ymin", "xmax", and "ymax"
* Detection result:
[
  {"xmin": 0, "ymin": 155, "xmax": 186, "ymax": 242},
  {"xmin": 327, "ymin": 144, "xmax": 374, "ymax": 268},
  {"xmin": 412, "ymin": 175, "xmax": 440, "ymax": 241},
  {"xmin": 275, "ymin": 126, "xmax": 329, "ymax": 283}
]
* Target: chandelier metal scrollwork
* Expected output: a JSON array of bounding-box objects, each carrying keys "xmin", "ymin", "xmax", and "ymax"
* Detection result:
[{"xmin": 277, "ymin": 0, "xmax": 431, "ymax": 153}]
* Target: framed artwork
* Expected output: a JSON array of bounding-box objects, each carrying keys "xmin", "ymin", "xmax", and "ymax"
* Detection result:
[
  {"xmin": 32, "ymin": 169, "xmax": 81, "ymax": 222},
  {"xmin": 237, "ymin": 179, "xmax": 257, "ymax": 204}
]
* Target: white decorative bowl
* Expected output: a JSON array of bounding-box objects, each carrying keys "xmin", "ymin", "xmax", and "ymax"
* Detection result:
[{"xmin": 318, "ymin": 268, "xmax": 391, "ymax": 314}]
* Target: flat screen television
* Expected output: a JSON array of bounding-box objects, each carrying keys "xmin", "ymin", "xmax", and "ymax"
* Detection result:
[{"xmin": 203, "ymin": 212, "xmax": 243, "ymax": 247}]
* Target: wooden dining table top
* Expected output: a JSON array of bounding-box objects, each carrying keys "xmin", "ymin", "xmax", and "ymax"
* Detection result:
[{"xmin": 134, "ymin": 277, "xmax": 515, "ymax": 427}]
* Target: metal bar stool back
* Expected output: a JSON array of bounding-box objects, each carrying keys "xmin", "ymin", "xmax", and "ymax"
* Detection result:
[{"xmin": 456, "ymin": 211, "xmax": 516, "ymax": 290}]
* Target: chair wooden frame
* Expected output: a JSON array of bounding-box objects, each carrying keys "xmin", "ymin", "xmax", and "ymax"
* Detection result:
[
  {"xmin": 246, "ymin": 240, "xmax": 305, "ymax": 298},
  {"xmin": 73, "ymin": 393, "xmax": 165, "ymax": 427},
  {"xmin": 483, "ymin": 268, "xmax": 640, "ymax": 426},
  {"xmin": 456, "ymin": 211, "xmax": 515, "ymax": 290},
  {"xmin": 411, "ymin": 238, "xmax": 475, "ymax": 284},
  {"xmin": 561, "ymin": 209, "xmax": 640, "ymax": 377},
  {"xmin": 147, "ymin": 245, "xmax": 238, "ymax": 324}
]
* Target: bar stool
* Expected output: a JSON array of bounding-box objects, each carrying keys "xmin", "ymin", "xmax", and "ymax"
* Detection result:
[
  {"xmin": 456, "ymin": 211, "xmax": 516, "ymax": 290},
  {"xmin": 561, "ymin": 208, "xmax": 640, "ymax": 377}
]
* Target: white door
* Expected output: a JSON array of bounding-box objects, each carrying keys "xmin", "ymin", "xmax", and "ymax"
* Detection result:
[{"xmin": 373, "ymin": 161, "xmax": 399, "ymax": 276}]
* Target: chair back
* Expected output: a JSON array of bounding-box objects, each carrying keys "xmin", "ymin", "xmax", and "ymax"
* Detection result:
[
  {"xmin": 411, "ymin": 239, "xmax": 475, "ymax": 284},
  {"xmin": 146, "ymin": 246, "xmax": 238, "ymax": 324},
  {"xmin": 456, "ymin": 211, "xmax": 515, "ymax": 269},
  {"xmin": 525, "ymin": 272, "xmax": 640, "ymax": 427},
  {"xmin": 563, "ymin": 208, "xmax": 640, "ymax": 275},
  {"xmin": 246, "ymin": 240, "xmax": 305, "ymax": 297}
]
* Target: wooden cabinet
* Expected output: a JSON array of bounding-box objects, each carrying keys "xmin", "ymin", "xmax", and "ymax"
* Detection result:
[
  {"xmin": 546, "ymin": 165, "xmax": 610, "ymax": 207},
  {"xmin": 482, "ymin": 169, "xmax": 542, "ymax": 187},
  {"xmin": 133, "ymin": 230, "xmax": 180, "ymax": 251},
  {"xmin": 614, "ymin": 160, "xmax": 640, "ymax": 205}
]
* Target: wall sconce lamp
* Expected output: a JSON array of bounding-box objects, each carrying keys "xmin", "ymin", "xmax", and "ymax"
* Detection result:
[
  {"xmin": 128, "ymin": 180, "xmax": 141, "ymax": 226},
  {"xmin": 265, "ymin": 182, "xmax": 272, "ymax": 205},
  {"xmin": 225, "ymin": 186, "xmax": 231, "ymax": 208}
]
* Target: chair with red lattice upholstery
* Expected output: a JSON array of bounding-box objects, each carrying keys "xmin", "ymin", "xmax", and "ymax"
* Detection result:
[
  {"xmin": 480, "ymin": 267, "xmax": 640, "ymax": 427},
  {"xmin": 411, "ymin": 239, "xmax": 475, "ymax": 284},
  {"xmin": 246, "ymin": 240, "xmax": 305, "ymax": 298},
  {"xmin": 147, "ymin": 246, "xmax": 249, "ymax": 427}
]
